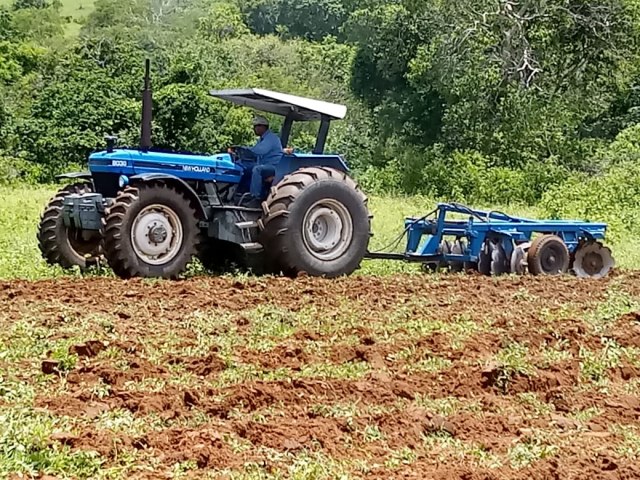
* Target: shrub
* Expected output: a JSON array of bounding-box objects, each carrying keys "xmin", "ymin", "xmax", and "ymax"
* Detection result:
[{"xmin": 0, "ymin": 155, "xmax": 43, "ymax": 184}]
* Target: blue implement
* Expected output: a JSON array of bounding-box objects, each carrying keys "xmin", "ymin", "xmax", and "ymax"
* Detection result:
[{"xmin": 366, "ymin": 203, "xmax": 613, "ymax": 278}]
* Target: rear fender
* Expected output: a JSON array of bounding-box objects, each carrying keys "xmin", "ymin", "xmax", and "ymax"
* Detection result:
[
  {"xmin": 129, "ymin": 173, "xmax": 207, "ymax": 220},
  {"xmin": 56, "ymin": 172, "xmax": 93, "ymax": 181},
  {"xmin": 274, "ymin": 154, "xmax": 347, "ymax": 183}
]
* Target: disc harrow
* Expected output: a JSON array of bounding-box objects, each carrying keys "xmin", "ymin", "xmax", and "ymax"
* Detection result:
[{"xmin": 366, "ymin": 203, "xmax": 615, "ymax": 279}]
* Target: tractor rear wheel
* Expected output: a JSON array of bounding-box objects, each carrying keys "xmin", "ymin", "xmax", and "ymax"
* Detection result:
[
  {"xmin": 259, "ymin": 167, "xmax": 371, "ymax": 278},
  {"xmin": 37, "ymin": 182, "xmax": 103, "ymax": 269},
  {"xmin": 103, "ymin": 183, "xmax": 201, "ymax": 279}
]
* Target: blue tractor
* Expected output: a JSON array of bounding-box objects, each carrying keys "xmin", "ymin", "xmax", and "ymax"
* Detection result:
[
  {"xmin": 37, "ymin": 61, "xmax": 372, "ymax": 279},
  {"xmin": 37, "ymin": 61, "xmax": 616, "ymax": 280}
]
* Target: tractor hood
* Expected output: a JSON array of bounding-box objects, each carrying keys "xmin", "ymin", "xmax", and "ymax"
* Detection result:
[{"xmin": 88, "ymin": 149, "xmax": 243, "ymax": 183}]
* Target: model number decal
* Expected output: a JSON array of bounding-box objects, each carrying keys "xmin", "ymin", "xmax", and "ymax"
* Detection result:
[
  {"xmin": 111, "ymin": 160, "xmax": 127, "ymax": 167},
  {"xmin": 182, "ymin": 165, "xmax": 211, "ymax": 173}
]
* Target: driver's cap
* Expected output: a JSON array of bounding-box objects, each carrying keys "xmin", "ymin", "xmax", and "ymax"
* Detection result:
[{"xmin": 252, "ymin": 116, "xmax": 269, "ymax": 127}]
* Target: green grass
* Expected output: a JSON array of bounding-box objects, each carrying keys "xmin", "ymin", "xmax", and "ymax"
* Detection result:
[
  {"xmin": 0, "ymin": 184, "xmax": 637, "ymax": 281},
  {"xmin": 0, "ymin": 0, "xmax": 95, "ymax": 36},
  {"xmin": 0, "ymin": 185, "xmax": 72, "ymax": 280},
  {"xmin": 0, "ymin": 0, "xmax": 95, "ymax": 17},
  {"xmin": 59, "ymin": 0, "xmax": 95, "ymax": 36},
  {"xmin": 0, "ymin": 408, "xmax": 104, "ymax": 478},
  {"xmin": 508, "ymin": 435, "xmax": 559, "ymax": 469}
]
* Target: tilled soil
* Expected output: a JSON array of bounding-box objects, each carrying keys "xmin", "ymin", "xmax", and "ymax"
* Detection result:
[{"xmin": 2, "ymin": 272, "xmax": 640, "ymax": 479}]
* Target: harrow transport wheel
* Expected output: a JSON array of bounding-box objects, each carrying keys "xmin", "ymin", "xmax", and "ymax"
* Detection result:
[
  {"xmin": 260, "ymin": 167, "xmax": 371, "ymax": 278},
  {"xmin": 527, "ymin": 235, "xmax": 570, "ymax": 276},
  {"xmin": 37, "ymin": 182, "xmax": 103, "ymax": 269},
  {"xmin": 572, "ymin": 241, "xmax": 615, "ymax": 279},
  {"xmin": 103, "ymin": 183, "xmax": 201, "ymax": 279}
]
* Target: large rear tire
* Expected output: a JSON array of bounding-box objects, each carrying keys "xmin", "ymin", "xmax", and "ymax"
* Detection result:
[
  {"xmin": 103, "ymin": 183, "xmax": 201, "ymax": 279},
  {"xmin": 259, "ymin": 167, "xmax": 371, "ymax": 278},
  {"xmin": 37, "ymin": 182, "xmax": 103, "ymax": 269}
]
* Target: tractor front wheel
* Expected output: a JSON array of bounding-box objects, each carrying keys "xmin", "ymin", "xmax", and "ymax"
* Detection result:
[
  {"xmin": 37, "ymin": 182, "xmax": 103, "ymax": 269},
  {"xmin": 103, "ymin": 183, "xmax": 201, "ymax": 279},
  {"xmin": 260, "ymin": 167, "xmax": 371, "ymax": 278}
]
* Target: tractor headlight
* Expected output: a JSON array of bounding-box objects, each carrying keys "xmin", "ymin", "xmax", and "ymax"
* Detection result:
[{"xmin": 118, "ymin": 175, "xmax": 129, "ymax": 188}]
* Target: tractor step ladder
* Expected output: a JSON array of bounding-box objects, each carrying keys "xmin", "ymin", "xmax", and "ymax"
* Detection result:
[{"xmin": 236, "ymin": 220, "xmax": 258, "ymax": 230}]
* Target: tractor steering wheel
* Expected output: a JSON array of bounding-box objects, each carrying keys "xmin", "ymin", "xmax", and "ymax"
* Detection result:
[
  {"xmin": 229, "ymin": 146, "xmax": 257, "ymax": 165},
  {"xmin": 228, "ymin": 146, "xmax": 241, "ymax": 163}
]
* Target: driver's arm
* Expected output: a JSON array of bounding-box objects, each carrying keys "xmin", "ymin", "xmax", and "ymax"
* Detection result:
[{"xmin": 247, "ymin": 133, "xmax": 282, "ymax": 157}]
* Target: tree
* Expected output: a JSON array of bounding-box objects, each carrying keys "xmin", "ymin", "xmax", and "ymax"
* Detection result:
[
  {"xmin": 11, "ymin": 4, "xmax": 64, "ymax": 41},
  {"xmin": 347, "ymin": 0, "xmax": 640, "ymax": 171},
  {"xmin": 198, "ymin": 3, "xmax": 249, "ymax": 41},
  {"xmin": 0, "ymin": 8, "xmax": 16, "ymax": 41},
  {"xmin": 243, "ymin": 0, "xmax": 348, "ymax": 40},
  {"xmin": 13, "ymin": 0, "xmax": 50, "ymax": 10}
]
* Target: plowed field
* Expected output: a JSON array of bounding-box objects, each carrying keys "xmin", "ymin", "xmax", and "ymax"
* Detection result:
[{"xmin": 3, "ymin": 272, "xmax": 640, "ymax": 479}]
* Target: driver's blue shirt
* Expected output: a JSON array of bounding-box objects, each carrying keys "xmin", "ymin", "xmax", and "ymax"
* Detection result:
[{"xmin": 246, "ymin": 130, "xmax": 283, "ymax": 165}]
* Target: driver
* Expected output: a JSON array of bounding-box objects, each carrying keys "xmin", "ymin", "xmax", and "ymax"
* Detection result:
[{"xmin": 233, "ymin": 116, "xmax": 284, "ymax": 206}]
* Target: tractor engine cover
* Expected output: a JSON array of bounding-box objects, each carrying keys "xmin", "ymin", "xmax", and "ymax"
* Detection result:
[{"xmin": 63, "ymin": 193, "xmax": 105, "ymax": 231}]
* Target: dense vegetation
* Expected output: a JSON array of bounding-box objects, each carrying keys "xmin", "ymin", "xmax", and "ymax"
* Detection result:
[{"xmin": 1, "ymin": 0, "xmax": 640, "ymax": 229}]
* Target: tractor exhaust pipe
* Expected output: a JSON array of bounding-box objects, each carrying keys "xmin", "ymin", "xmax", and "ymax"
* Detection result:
[{"xmin": 140, "ymin": 59, "xmax": 153, "ymax": 152}]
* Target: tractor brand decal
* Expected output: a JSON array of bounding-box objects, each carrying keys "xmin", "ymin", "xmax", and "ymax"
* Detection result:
[
  {"xmin": 111, "ymin": 160, "xmax": 128, "ymax": 167},
  {"xmin": 182, "ymin": 165, "xmax": 212, "ymax": 173}
]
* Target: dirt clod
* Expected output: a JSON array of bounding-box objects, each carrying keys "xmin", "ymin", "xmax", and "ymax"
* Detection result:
[
  {"xmin": 69, "ymin": 340, "xmax": 106, "ymax": 358},
  {"xmin": 49, "ymin": 432, "xmax": 78, "ymax": 446},
  {"xmin": 41, "ymin": 360, "xmax": 60, "ymax": 375}
]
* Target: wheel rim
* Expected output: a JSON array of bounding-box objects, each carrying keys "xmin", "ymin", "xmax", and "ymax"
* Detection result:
[
  {"xmin": 302, "ymin": 199, "xmax": 354, "ymax": 261},
  {"xmin": 539, "ymin": 243, "xmax": 567, "ymax": 274},
  {"xmin": 131, "ymin": 204, "xmax": 183, "ymax": 265}
]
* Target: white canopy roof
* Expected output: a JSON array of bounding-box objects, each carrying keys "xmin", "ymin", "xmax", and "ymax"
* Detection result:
[{"xmin": 209, "ymin": 88, "xmax": 347, "ymax": 121}]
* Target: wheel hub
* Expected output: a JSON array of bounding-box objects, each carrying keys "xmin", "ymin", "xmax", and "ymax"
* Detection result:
[
  {"xmin": 131, "ymin": 205, "xmax": 183, "ymax": 265},
  {"xmin": 541, "ymin": 247, "xmax": 563, "ymax": 273},
  {"xmin": 149, "ymin": 225, "xmax": 168, "ymax": 244},
  {"xmin": 303, "ymin": 200, "xmax": 354, "ymax": 262}
]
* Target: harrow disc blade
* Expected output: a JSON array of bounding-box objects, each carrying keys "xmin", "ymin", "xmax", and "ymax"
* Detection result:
[
  {"xmin": 573, "ymin": 242, "xmax": 615, "ymax": 279},
  {"xmin": 450, "ymin": 239, "xmax": 465, "ymax": 273},
  {"xmin": 510, "ymin": 242, "xmax": 530, "ymax": 275},
  {"xmin": 478, "ymin": 241, "xmax": 492, "ymax": 276},
  {"xmin": 490, "ymin": 242, "xmax": 509, "ymax": 276}
]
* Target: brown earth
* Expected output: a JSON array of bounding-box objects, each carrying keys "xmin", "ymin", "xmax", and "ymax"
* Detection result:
[{"xmin": 2, "ymin": 272, "xmax": 640, "ymax": 479}]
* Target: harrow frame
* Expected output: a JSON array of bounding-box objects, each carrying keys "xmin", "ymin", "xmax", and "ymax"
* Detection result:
[{"xmin": 366, "ymin": 203, "xmax": 611, "ymax": 276}]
